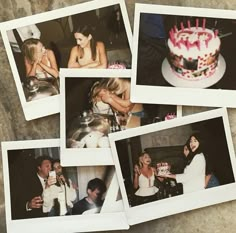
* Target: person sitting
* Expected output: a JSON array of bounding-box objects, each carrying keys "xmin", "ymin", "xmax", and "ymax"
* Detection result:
[
  {"xmin": 133, "ymin": 152, "xmax": 159, "ymax": 205},
  {"xmin": 68, "ymin": 25, "xmax": 107, "ymax": 69},
  {"xmin": 72, "ymin": 178, "xmax": 107, "ymax": 215},
  {"xmin": 42, "ymin": 159, "xmax": 77, "ymax": 216},
  {"xmin": 21, "ymin": 38, "xmax": 59, "ymax": 81}
]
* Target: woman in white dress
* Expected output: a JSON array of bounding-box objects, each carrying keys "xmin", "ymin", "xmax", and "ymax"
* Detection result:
[
  {"xmin": 42, "ymin": 160, "xmax": 77, "ymax": 216},
  {"xmin": 133, "ymin": 152, "xmax": 159, "ymax": 205},
  {"xmin": 161, "ymin": 134, "xmax": 206, "ymax": 194}
]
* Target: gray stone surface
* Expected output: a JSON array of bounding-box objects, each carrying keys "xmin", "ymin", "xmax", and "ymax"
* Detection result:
[{"xmin": 1, "ymin": 0, "xmax": 236, "ymax": 233}]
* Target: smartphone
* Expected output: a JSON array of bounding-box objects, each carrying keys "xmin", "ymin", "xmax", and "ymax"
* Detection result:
[{"xmin": 49, "ymin": 170, "xmax": 56, "ymax": 178}]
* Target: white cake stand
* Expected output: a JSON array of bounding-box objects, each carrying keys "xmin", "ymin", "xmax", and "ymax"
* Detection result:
[{"xmin": 161, "ymin": 54, "xmax": 226, "ymax": 88}]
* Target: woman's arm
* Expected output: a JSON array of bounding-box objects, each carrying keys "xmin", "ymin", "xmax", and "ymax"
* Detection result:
[
  {"xmin": 175, "ymin": 154, "xmax": 205, "ymax": 183},
  {"xmin": 65, "ymin": 179, "xmax": 77, "ymax": 206},
  {"xmin": 95, "ymin": 42, "xmax": 107, "ymax": 69},
  {"xmin": 24, "ymin": 57, "xmax": 37, "ymax": 77},
  {"xmin": 102, "ymin": 94, "xmax": 132, "ymax": 113},
  {"xmin": 68, "ymin": 46, "xmax": 81, "ymax": 68},
  {"xmin": 101, "ymin": 85, "xmax": 134, "ymax": 113},
  {"xmin": 205, "ymin": 174, "xmax": 212, "ymax": 188},
  {"xmin": 133, "ymin": 165, "xmax": 140, "ymax": 189},
  {"xmin": 110, "ymin": 93, "xmax": 135, "ymax": 109},
  {"xmin": 77, "ymin": 42, "xmax": 107, "ymax": 69},
  {"xmin": 38, "ymin": 50, "xmax": 59, "ymax": 78}
]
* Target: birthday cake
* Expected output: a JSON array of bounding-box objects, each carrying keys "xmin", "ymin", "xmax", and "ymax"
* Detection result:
[
  {"xmin": 157, "ymin": 162, "xmax": 171, "ymax": 176},
  {"xmin": 167, "ymin": 19, "xmax": 221, "ymax": 80}
]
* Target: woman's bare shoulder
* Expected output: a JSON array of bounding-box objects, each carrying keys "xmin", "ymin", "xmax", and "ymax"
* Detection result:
[
  {"xmin": 46, "ymin": 49, "xmax": 55, "ymax": 56},
  {"xmin": 70, "ymin": 45, "xmax": 79, "ymax": 53}
]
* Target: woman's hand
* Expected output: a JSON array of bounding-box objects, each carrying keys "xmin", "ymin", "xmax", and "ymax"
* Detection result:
[
  {"xmin": 101, "ymin": 91, "xmax": 112, "ymax": 104},
  {"xmin": 134, "ymin": 164, "xmax": 140, "ymax": 175},
  {"xmin": 158, "ymin": 173, "xmax": 176, "ymax": 179},
  {"xmin": 57, "ymin": 174, "xmax": 66, "ymax": 185}
]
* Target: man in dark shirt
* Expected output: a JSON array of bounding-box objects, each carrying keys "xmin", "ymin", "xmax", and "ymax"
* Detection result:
[{"xmin": 72, "ymin": 178, "xmax": 107, "ymax": 215}]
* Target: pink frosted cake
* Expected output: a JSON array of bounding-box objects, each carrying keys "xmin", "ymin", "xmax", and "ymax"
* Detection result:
[
  {"xmin": 157, "ymin": 162, "xmax": 171, "ymax": 176},
  {"xmin": 167, "ymin": 19, "xmax": 221, "ymax": 80}
]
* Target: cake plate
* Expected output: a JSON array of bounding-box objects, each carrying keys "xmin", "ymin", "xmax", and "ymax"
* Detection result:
[{"xmin": 161, "ymin": 54, "xmax": 226, "ymax": 88}]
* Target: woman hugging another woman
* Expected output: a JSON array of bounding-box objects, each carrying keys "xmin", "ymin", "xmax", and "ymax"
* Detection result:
[{"xmin": 89, "ymin": 78, "xmax": 144, "ymax": 128}]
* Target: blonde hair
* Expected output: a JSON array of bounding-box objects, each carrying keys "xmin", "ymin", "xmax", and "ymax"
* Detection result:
[
  {"xmin": 21, "ymin": 38, "xmax": 41, "ymax": 63},
  {"xmin": 138, "ymin": 152, "xmax": 150, "ymax": 168},
  {"xmin": 89, "ymin": 78, "xmax": 125, "ymax": 104}
]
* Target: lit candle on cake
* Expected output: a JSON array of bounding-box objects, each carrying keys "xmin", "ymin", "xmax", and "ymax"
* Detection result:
[
  {"xmin": 196, "ymin": 18, "xmax": 199, "ymax": 29},
  {"xmin": 202, "ymin": 18, "xmax": 206, "ymax": 30},
  {"xmin": 187, "ymin": 20, "xmax": 191, "ymax": 29},
  {"xmin": 174, "ymin": 25, "xmax": 178, "ymax": 33},
  {"xmin": 181, "ymin": 22, "xmax": 184, "ymax": 31}
]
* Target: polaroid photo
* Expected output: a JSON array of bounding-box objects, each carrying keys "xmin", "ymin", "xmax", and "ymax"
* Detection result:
[
  {"xmin": 109, "ymin": 108, "xmax": 236, "ymax": 225},
  {"xmin": 0, "ymin": 0, "xmax": 132, "ymax": 120},
  {"xmin": 1, "ymin": 139, "xmax": 129, "ymax": 233},
  {"xmin": 60, "ymin": 68, "xmax": 181, "ymax": 166},
  {"xmin": 131, "ymin": 4, "xmax": 236, "ymax": 108}
]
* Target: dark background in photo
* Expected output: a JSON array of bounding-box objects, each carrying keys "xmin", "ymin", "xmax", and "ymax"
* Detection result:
[
  {"xmin": 8, "ymin": 4, "xmax": 132, "ymax": 99},
  {"xmin": 115, "ymin": 116, "xmax": 235, "ymax": 207},
  {"xmin": 65, "ymin": 77, "xmax": 177, "ymax": 146},
  {"xmin": 7, "ymin": 148, "xmax": 114, "ymax": 219},
  {"xmin": 136, "ymin": 13, "xmax": 236, "ymax": 90}
]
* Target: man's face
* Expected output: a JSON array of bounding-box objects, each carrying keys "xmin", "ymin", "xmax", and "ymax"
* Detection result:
[
  {"xmin": 38, "ymin": 159, "xmax": 52, "ymax": 178},
  {"xmin": 88, "ymin": 188, "xmax": 101, "ymax": 203}
]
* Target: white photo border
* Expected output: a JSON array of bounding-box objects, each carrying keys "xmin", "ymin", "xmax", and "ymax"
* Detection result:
[
  {"xmin": 60, "ymin": 68, "xmax": 182, "ymax": 166},
  {"xmin": 131, "ymin": 4, "xmax": 236, "ymax": 108},
  {"xmin": 109, "ymin": 107, "xmax": 236, "ymax": 225},
  {"xmin": 60, "ymin": 68, "xmax": 130, "ymax": 166},
  {"xmin": 1, "ymin": 139, "xmax": 129, "ymax": 233},
  {"xmin": 0, "ymin": 0, "xmax": 133, "ymax": 121}
]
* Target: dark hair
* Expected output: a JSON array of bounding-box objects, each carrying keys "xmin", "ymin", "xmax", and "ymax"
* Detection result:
[
  {"xmin": 52, "ymin": 159, "xmax": 70, "ymax": 187},
  {"xmin": 87, "ymin": 178, "xmax": 107, "ymax": 195},
  {"xmin": 185, "ymin": 133, "xmax": 204, "ymax": 165},
  {"xmin": 74, "ymin": 25, "xmax": 97, "ymax": 61},
  {"xmin": 35, "ymin": 155, "xmax": 52, "ymax": 170}
]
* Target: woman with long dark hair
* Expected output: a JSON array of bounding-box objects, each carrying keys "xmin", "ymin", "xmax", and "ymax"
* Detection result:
[
  {"xmin": 68, "ymin": 25, "xmax": 107, "ymax": 69},
  {"xmin": 42, "ymin": 159, "xmax": 77, "ymax": 216},
  {"xmin": 160, "ymin": 134, "xmax": 206, "ymax": 194}
]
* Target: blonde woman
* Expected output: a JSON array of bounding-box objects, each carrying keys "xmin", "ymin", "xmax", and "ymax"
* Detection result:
[
  {"xmin": 133, "ymin": 152, "xmax": 158, "ymax": 205},
  {"xmin": 89, "ymin": 78, "xmax": 144, "ymax": 128},
  {"xmin": 21, "ymin": 38, "xmax": 59, "ymax": 80}
]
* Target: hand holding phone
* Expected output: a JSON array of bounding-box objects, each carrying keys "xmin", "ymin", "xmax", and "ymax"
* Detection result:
[{"xmin": 47, "ymin": 171, "xmax": 57, "ymax": 186}]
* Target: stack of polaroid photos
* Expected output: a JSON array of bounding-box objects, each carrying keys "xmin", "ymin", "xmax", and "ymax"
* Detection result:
[{"xmin": 1, "ymin": 0, "xmax": 236, "ymax": 232}]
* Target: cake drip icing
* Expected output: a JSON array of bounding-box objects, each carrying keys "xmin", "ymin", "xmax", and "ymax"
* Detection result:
[{"xmin": 167, "ymin": 19, "xmax": 221, "ymax": 80}]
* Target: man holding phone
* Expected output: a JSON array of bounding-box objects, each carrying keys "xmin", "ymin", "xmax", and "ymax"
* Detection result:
[{"xmin": 24, "ymin": 155, "xmax": 56, "ymax": 218}]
